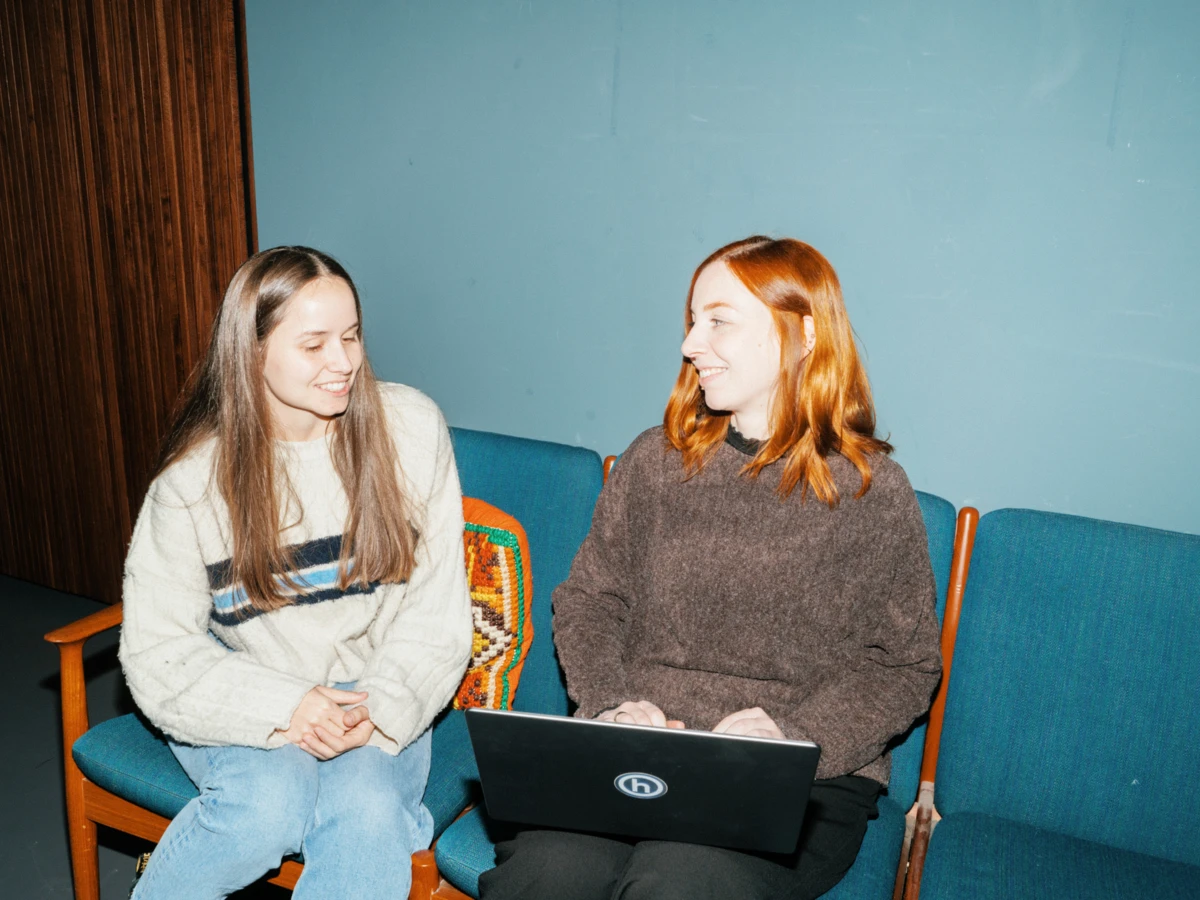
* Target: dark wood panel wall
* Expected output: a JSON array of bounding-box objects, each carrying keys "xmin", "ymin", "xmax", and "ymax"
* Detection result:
[{"xmin": 0, "ymin": 0, "xmax": 255, "ymax": 602}]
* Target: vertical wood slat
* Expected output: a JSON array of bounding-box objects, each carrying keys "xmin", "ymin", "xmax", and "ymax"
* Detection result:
[{"xmin": 0, "ymin": 0, "xmax": 254, "ymax": 602}]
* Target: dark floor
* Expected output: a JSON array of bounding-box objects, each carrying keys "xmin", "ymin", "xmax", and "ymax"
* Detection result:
[{"xmin": 5, "ymin": 573, "xmax": 285, "ymax": 898}]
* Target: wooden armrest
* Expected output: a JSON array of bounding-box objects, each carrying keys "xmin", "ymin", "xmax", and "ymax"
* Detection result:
[
  {"xmin": 411, "ymin": 849, "xmax": 440, "ymax": 897},
  {"xmin": 44, "ymin": 602, "xmax": 124, "ymax": 761},
  {"xmin": 902, "ymin": 506, "xmax": 978, "ymax": 900},
  {"xmin": 45, "ymin": 601, "xmax": 124, "ymax": 646},
  {"xmin": 918, "ymin": 507, "xmax": 978, "ymax": 786}
]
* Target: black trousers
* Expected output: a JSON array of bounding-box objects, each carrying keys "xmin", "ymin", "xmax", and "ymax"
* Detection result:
[{"xmin": 477, "ymin": 775, "xmax": 881, "ymax": 900}]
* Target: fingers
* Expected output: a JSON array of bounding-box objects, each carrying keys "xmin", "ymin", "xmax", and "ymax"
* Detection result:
[
  {"xmin": 713, "ymin": 707, "xmax": 784, "ymax": 739},
  {"xmin": 315, "ymin": 686, "xmax": 369, "ymax": 704},
  {"xmin": 304, "ymin": 709, "xmax": 347, "ymax": 738},
  {"xmin": 721, "ymin": 720, "xmax": 782, "ymax": 738},
  {"xmin": 289, "ymin": 712, "xmax": 346, "ymax": 741},
  {"xmin": 610, "ymin": 700, "xmax": 668, "ymax": 728},
  {"xmin": 280, "ymin": 715, "xmax": 343, "ymax": 745},
  {"xmin": 342, "ymin": 719, "xmax": 375, "ymax": 748},
  {"xmin": 611, "ymin": 702, "xmax": 649, "ymax": 726},
  {"xmin": 303, "ymin": 720, "xmax": 375, "ymax": 760},
  {"xmin": 595, "ymin": 701, "xmax": 678, "ymax": 728},
  {"xmin": 342, "ymin": 705, "xmax": 371, "ymax": 729},
  {"xmin": 299, "ymin": 729, "xmax": 337, "ymax": 759},
  {"xmin": 713, "ymin": 706, "xmax": 764, "ymax": 733}
]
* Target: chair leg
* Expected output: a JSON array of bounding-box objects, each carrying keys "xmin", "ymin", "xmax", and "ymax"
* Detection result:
[
  {"xmin": 902, "ymin": 794, "xmax": 937, "ymax": 900},
  {"xmin": 893, "ymin": 801, "xmax": 918, "ymax": 900},
  {"xmin": 57, "ymin": 638, "xmax": 100, "ymax": 900},
  {"xmin": 65, "ymin": 778, "xmax": 100, "ymax": 900}
]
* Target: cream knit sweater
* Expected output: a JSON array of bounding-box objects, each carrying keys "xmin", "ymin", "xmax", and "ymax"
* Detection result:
[{"xmin": 119, "ymin": 383, "xmax": 473, "ymax": 755}]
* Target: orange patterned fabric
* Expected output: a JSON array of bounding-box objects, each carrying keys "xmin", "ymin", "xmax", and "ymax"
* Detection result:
[{"xmin": 454, "ymin": 497, "xmax": 534, "ymax": 710}]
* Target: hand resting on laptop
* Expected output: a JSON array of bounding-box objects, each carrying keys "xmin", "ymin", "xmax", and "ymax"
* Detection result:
[
  {"xmin": 596, "ymin": 700, "xmax": 784, "ymax": 740},
  {"xmin": 594, "ymin": 699, "xmax": 685, "ymax": 729}
]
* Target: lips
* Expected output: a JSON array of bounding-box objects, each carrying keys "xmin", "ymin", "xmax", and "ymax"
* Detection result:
[
  {"xmin": 315, "ymin": 381, "xmax": 351, "ymax": 395},
  {"xmin": 696, "ymin": 366, "xmax": 727, "ymax": 385}
]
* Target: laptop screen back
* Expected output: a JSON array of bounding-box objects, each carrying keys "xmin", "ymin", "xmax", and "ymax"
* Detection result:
[{"xmin": 466, "ymin": 709, "xmax": 821, "ymax": 854}]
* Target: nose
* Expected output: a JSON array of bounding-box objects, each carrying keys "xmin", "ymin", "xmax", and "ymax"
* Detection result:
[
  {"xmin": 326, "ymin": 341, "xmax": 354, "ymax": 374},
  {"xmin": 681, "ymin": 325, "xmax": 705, "ymax": 360}
]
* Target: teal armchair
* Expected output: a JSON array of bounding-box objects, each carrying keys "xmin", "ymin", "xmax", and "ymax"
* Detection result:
[
  {"xmin": 46, "ymin": 427, "xmax": 604, "ymax": 900},
  {"xmin": 906, "ymin": 509, "xmax": 1200, "ymax": 900}
]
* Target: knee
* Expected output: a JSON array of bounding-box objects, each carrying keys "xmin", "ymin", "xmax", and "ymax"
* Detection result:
[
  {"xmin": 617, "ymin": 843, "xmax": 756, "ymax": 900},
  {"xmin": 480, "ymin": 830, "xmax": 630, "ymax": 900},
  {"xmin": 342, "ymin": 787, "xmax": 426, "ymax": 849},
  {"xmin": 194, "ymin": 760, "xmax": 317, "ymax": 858},
  {"xmin": 614, "ymin": 854, "xmax": 679, "ymax": 900}
]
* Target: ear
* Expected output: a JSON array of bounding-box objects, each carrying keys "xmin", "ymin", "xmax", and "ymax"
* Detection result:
[{"xmin": 801, "ymin": 315, "xmax": 816, "ymax": 357}]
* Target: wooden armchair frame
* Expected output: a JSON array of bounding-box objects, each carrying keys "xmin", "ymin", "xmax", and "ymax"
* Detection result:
[{"xmin": 898, "ymin": 507, "xmax": 978, "ymax": 900}]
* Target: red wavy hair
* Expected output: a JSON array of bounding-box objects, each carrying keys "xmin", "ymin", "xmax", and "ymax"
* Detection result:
[{"xmin": 663, "ymin": 236, "xmax": 892, "ymax": 505}]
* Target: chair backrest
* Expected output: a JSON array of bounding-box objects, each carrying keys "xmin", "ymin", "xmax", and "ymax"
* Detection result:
[
  {"xmin": 886, "ymin": 490, "xmax": 956, "ymax": 809},
  {"xmin": 450, "ymin": 427, "xmax": 604, "ymax": 717},
  {"xmin": 934, "ymin": 508, "xmax": 1200, "ymax": 865}
]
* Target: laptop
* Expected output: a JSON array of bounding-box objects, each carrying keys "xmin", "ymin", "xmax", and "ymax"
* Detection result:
[{"xmin": 465, "ymin": 708, "xmax": 821, "ymax": 854}]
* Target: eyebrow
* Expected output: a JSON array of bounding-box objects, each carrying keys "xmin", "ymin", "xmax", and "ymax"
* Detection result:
[
  {"xmin": 696, "ymin": 301, "xmax": 735, "ymax": 312},
  {"xmin": 297, "ymin": 323, "xmax": 360, "ymax": 338}
]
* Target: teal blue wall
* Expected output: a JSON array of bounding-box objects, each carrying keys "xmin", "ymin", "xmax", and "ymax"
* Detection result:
[{"xmin": 245, "ymin": 1, "xmax": 1199, "ymax": 534}]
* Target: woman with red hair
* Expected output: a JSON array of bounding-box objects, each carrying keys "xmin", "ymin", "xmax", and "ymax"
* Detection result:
[{"xmin": 481, "ymin": 237, "xmax": 942, "ymax": 900}]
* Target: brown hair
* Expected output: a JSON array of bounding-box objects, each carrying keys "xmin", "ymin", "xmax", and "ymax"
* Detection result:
[
  {"xmin": 155, "ymin": 246, "xmax": 416, "ymax": 613},
  {"xmin": 663, "ymin": 236, "xmax": 892, "ymax": 505}
]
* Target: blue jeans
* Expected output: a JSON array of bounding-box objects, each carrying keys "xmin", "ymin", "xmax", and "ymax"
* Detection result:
[{"xmin": 131, "ymin": 730, "xmax": 434, "ymax": 899}]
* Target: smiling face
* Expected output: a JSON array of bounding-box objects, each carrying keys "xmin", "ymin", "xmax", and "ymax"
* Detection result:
[
  {"xmin": 681, "ymin": 261, "xmax": 783, "ymax": 440},
  {"xmin": 261, "ymin": 276, "xmax": 363, "ymax": 442}
]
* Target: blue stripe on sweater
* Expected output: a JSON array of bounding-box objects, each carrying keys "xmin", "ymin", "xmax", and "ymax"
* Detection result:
[{"xmin": 206, "ymin": 534, "xmax": 380, "ymax": 626}]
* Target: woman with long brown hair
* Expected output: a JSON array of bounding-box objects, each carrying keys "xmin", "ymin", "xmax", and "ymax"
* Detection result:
[
  {"xmin": 119, "ymin": 246, "xmax": 473, "ymax": 899},
  {"xmin": 481, "ymin": 237, "xmax": 942, "ymax": 900}
]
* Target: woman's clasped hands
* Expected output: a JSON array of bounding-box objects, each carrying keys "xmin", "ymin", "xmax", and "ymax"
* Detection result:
[
  {"xmin": 278, "ymin": 685, "xmax": 376, "ymax": 759},
  {"xmin": 597, "ymin": 700, "xmax": 784, "ymax": 739}
]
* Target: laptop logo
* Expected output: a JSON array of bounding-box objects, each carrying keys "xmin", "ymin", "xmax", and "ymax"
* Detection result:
[{"xmin": 615, "ymin": 772, "xmax": 668, "ymax": 799}]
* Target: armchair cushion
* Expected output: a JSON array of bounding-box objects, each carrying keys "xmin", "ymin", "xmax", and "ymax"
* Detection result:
[
  {"xmin": 73, "ymin": 714, "xmax": 192, "ymax": 820},
  {"xmin": 434, "ymin": 805, "xmax": 497, "ymax": 898},
  {"xmin": 920, "ymin": 813, "xmax": 1200, "ymax": 900}
]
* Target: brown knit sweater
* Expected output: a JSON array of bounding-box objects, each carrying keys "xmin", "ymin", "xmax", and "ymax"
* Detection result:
[{"xmin": 552, "ymin": 427, "xmax": 942, "ymax": 784}]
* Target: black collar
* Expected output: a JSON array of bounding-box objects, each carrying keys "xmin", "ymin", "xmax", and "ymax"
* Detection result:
[{"xmin": 725, "ymin": 425, "xmax": 762, "ymax": 457}]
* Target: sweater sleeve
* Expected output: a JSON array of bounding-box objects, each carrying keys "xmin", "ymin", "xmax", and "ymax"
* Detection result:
[
  {"xmin": 775, "ymin": 479, "xmax": 942, "ymax": 779},
  {"xmin": 354, "ymin": 405, "xmax": 473, "ymax": 754},
  {"xmin": 552, "ymin": 438, "xmax": 643, "ymax": 719},
  {"xmin": 119, "ymin": 474, "xmax": 316, "ymax": 748}
]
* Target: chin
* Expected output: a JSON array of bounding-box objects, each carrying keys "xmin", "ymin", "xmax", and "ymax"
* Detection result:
[{"xmin": 699, "ymin": 392, "xmax": 732, "ymax": 415}]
